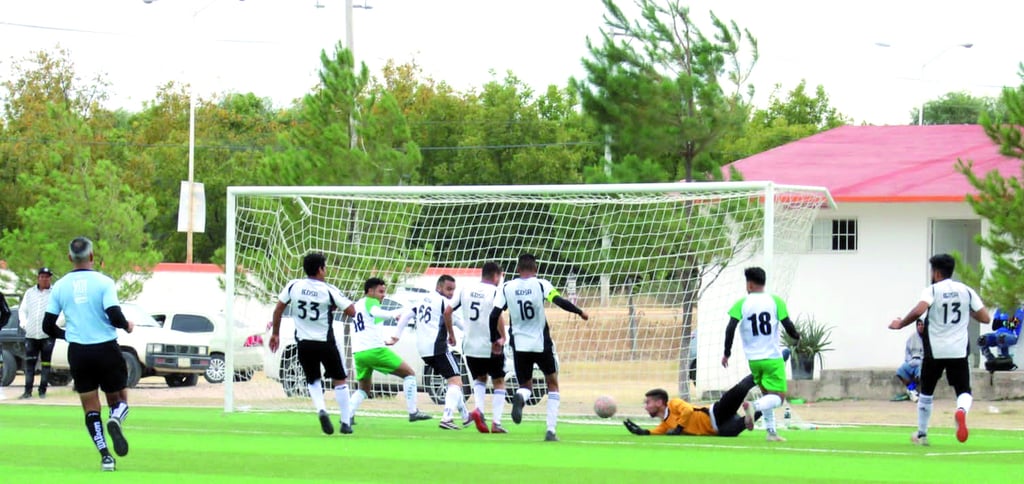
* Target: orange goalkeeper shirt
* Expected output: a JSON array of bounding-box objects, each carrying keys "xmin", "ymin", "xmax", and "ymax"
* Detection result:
[{"xmin": 651, "ymin": 398, "xmax": 716, "ymax": 436}]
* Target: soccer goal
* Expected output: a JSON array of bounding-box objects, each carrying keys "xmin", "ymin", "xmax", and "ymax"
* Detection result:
[{"xmin": 223, "ymin": 182, "xmax": 834, "ymax": 416}]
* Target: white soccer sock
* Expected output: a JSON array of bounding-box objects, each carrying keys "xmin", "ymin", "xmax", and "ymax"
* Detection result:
[
  {"xmin": 546, "ymin": 392, "xmax": 560, "ymax": 433},
  {"xmin": 492, "ymin": 389, "xmax": 506, "ymax": 424},
  {"xmin": 403, "ymin": 376, "xmax": 418, "ymax": 414},
  {"xmin": 334, "ymin": 384, "xmax": 351, "ymax": 424},
  {"xmin": 457, "ymin": 391, "xmax": 469, "ymax": 421},
  {"xmin": 309, "ymin": 379, "xmax": 326, "ymax": 412},
  {"xmin": 349, "ymin": 389, "xmax": 367, "ymax": 421},
  {"xmin": 443, "ymin": 384, "xmax": 462, "ymax": 421},
  {"xmin": 956, "ymin": 393, "xmax": 973, "ymax": 413},
  {"xmin": 763, "ymin": 408, "xmax": 777, "ymax": 433},
  {"xmin": 753, "ymin": 394, "xmax": 782, "ymax": 413},
  {"xmin": 473, "ymin": 381, "xmax": 487, "ymax": 412},
  {"xmin": 918, "ymin": 394, "xmax": 934, "ymax": 436}
]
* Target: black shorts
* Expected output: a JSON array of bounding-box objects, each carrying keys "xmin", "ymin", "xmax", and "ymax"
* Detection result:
[
  {"xmin": 422, "ymin": 352, "xmax": 460, "ymax": 379},
  {"xmin": 513, "ymin": 350, "xmax": 558, "ymax": 386},
  {"xmin": 920, "ymin": 357, "xmax": 971, "ymax": 396},
  {"xmin": 297, "ymin": 340, "xmax": 347, "ymax": 384},
  {"xmin": 68, "ymin": 340, "xmax": 127, "ymax": 394},
  {"xmin": 466, "ymin": 354, "xmax": 505, "ymax": 380}
]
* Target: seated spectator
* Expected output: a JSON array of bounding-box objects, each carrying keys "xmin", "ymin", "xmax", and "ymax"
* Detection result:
[
  {"xmin": 894, "ymin": 319, "xmax": 924, "ymax": 401},
  {"xmin": 979, "ymin": 307, "xmax": 1021, "ymax": 365}
]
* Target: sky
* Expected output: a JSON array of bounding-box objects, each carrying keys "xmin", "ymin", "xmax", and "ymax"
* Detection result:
[{"xmin": 1, "ymin": 0, "xmax": 1022, "ymax": 126}]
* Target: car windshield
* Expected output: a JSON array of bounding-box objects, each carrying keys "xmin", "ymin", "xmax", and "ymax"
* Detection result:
[{"xmin": 120, "ymin": 304, "xmax": 160, "ymax": 328}]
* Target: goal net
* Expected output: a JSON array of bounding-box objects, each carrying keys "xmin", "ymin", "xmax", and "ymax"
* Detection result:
[{"xmin": 223, "ymin": 182, "xmax": 833, "ymax": 417}]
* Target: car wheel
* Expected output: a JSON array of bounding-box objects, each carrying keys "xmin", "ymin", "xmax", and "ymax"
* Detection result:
[
  {"xmin": 165, "ymin": 374, "xmax": 198, "ymax": 387},
  {"xmin": 1, "ymin": 349, "xmax": 16, "ymax": 387},
  {"xmin": 205, "ymin": 353, "xmax": 226, "ymax": 384},
  {"xmin": 280, "ymin": 345, "xmax": 308, "ymax": 398},
  {"xmin": 122, "ymin": 351, "xmax": 142, "ymax": 388},
  {"xmin": 234, "ymin": 369, "xmax": 254, "ymax": 382},
  {"xmin": 48, "ymin": 371, "xmax": 72, "ymax": 387}
]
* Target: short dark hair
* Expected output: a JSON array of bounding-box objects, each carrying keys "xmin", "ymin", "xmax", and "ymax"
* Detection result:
[
  {"xmin": 436, "ymin": 274, "xmax": 455, "ymax": 287},
  {"xmin": 481, "ymin": 261, "xmax": 502, "ymax": 278},
  {"xmin": 517, "ymin": 253, "xmax": 538, "ymax": 273},
  {"xmin": 744, "ymin": 267, "xmax": 766, "ymax": 286},
  {"xmin": 644, "ymin": 388, "xmax": 669, "ymax": 404},
  {"xmin": 929, "ymin": 254, "xmax": 955, "ymax": 279},
  {"xmin": 364, "ymin": 277, "xmax": 386, "ymax": 294},
  {"xmin": 303, "ymin": 252, "xmax": 326, "ymax": 277}
]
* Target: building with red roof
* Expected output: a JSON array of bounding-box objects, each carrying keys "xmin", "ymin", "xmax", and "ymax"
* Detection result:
[{"xmin": 727, "ymin": 125, "xmax": 1020, "ymax": 370}]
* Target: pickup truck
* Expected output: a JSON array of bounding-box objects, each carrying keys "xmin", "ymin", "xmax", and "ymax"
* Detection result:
[
  {"xmin": 150, "ymin": 310, "xmax": 265, "ymax": 384},
  {"xmin": 1, "ymin": 306, "xmax": 71, "ymax": 387},
  {"xmin": 47, "ymin": 303, "xmax": 212, "ymax": 387}
]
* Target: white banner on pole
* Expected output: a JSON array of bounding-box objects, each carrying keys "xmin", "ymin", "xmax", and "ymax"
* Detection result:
[{"xmin": 177, "ymin": 181, "xmax": 206, "ymax": 233}]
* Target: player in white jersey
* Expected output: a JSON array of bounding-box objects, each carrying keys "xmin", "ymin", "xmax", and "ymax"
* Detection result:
[
  {"xmin": 889, "ymin": 254, "xmax": 990, "ymax": 446},
  {"xmin": 392, "ymin": 275, "xmax": 471, "ymax": 430},
  {"xmin": 269, "ymin": 252, "xmax": 356, "ymax": 435},
  {"xmin": 451, "ymin": 262, "xmax": 507, "ymax": 433},
  {"xmin": 721, "ymin": 267, "xmax": 801, "ymax": 442},
  {"xmin": 488, "ymin": 253, "xmax": 589, "ymax": 442},
  {"xmin": 347, "ymin": 277, "xmax": 431, "ymax": 424}
]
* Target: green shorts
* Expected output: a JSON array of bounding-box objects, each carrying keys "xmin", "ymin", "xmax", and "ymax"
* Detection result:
[
  {"xmin": 353, "ymin": 347, "xmax": 403, "ymax": 381},
  {"xmin": 748, "ymin": 358, "xmax": 787, "ymax": 393}
]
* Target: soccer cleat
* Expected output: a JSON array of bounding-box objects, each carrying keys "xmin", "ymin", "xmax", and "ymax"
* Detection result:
[
  {"xmin": 511, "ymin": 393, "xmax": 525, "ymax": 424},
  {"xmin": 19, "ymin": 393, "xmax": 32, "ymax": 400},
  {"xmin": 908, "ymin": 390, "xmax": 919, "ymax": 403},
  {"xmin": 765, "ymin": 431, "xmax": 786, "ymax": 442},
  {"xmin": 318, "ymin": 410, "xmax": 335, "ymax": 435},
  {"xmin": 38, "ymin": 392, "xmax": 46, "ymax": 400},
  {"xmin": 107, "ymin": 418, "xmax": 129, "ymax": 457},
  {"xmin": 469, "ymin": 408, "xmax": 489, "ymax": 433},
  {"xmin": 340, "ymin": 422, "xmax": 353, "ymax": 435},
  {"xmin": 101, "ymin": 455, "xmax": 116, "ymax": 472},
  {"xmin": 911, "ymin": 431, "xmax": 930, "ymax": 446},
  {"xmin": 409, "ymin": 410, "xmax": 432, "ymax": 422},
  {"xmin": 955, "ymin": 408, "xmax": 969, "ymax": 443},
  {"xmin": 490, "ymin": 422, "xmax": 508, "ymax": 434},
  {"xmin": 438, "ymin": 419, "xmax": 461, "ymax": 430},
  {"xmin": 741, "ymin": 402, "xmax": 755, "ymax": 431},
  {"xmin": 544, "ymin": 430, "xmax": 559, "ymax": 442}
]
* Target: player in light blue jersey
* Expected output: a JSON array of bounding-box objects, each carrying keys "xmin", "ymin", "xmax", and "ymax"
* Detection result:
[{"xmin": 42, "ymin": 237, "xmax": 134, "ymax": 472}]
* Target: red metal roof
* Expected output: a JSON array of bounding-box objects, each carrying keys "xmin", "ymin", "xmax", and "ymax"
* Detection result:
[{"xmin": 727, "ymin": 125, "xmax": 1021, "ymax": 202}]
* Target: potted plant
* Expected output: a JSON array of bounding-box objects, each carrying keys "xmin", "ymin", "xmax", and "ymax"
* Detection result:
[{"xmin": 782, "ymin": 315, "xmax": 834, "ymax": 380}]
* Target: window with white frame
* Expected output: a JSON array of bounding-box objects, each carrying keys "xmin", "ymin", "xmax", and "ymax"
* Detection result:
[{"xmin": 809, "ymin": 218, "xmax": 857, "ymax": 252}]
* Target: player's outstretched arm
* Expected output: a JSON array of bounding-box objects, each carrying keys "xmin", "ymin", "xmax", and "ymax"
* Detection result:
[
  {"xmin": 780, "ymin": 317, "xmax": 801, "ymax": 340},
  {"xmin": 624, "ymin": 419, "xmax": 650, "ymax": 436},
  {"xmin": 890, "ymin": 301, "xmax": 928, "ymax": 330},
  {"xmin": 552, "ymin": 296, "xmax": 587, "ymax": 320}
]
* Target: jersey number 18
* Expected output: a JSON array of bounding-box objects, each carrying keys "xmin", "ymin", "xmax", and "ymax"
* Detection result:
[{"xmin": 748, "ymin": 312, "xmax": 773, "ymax": 336}]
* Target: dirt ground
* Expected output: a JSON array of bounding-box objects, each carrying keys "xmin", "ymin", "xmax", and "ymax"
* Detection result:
[{"xmin": 4, "ymin": 373, "xmax": 1023, "ymax": 431}]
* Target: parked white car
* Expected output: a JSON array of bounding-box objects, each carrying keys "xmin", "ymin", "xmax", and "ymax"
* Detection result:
[
  {"xmin": 49, "ymin": 303, "xmax": 211, "ymax": 387},
  {"xmin": 150, "ymin": 310, "xmax": 265, "ymax": 384},
  {"xmin": 263, "ymin": 296, "xmax": 546, "ymax": 405}
]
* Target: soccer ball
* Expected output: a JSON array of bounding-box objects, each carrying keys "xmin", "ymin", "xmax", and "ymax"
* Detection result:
[{"xmin": 594, "ymin": 395, "xmax": 617, "ymax": 418}]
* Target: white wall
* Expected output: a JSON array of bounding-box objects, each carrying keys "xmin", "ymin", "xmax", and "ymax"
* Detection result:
[
  {"xmin": 787, "ymin": 202, "xmax": 984, "ymax": 370},
  {"xmin": 133, "ymin": 266, "xmax": 274, "ymax": 329}
]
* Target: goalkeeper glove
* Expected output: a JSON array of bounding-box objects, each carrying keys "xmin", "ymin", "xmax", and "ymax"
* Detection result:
[
  {"xmin": 623, "ymin": 419, "xmax": 650, "ymax": 436},
  {"xmin": 665, "ymin": 425, "xmax": 684, "ymax": 436}
]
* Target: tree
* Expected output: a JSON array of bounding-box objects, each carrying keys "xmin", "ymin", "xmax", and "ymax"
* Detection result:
[
  {"xmin": 0, "ymin": 110, "xmax": 161, "ymax": 297},
  {"xmin": 914, "ymin": 91, "xmax": 1001, "ymax": 125},
  {"xmin": 955, "ymin": 64, "xmax": 1024, "ymax": 313},
  {"xmin": 573, "ymin": 0, "xmax": 762, "ymax": 398},
  {"xmin": 574, "ymin": 0, "xmax": 758, "ymax": 183},
  {"xmin": 720, "ymin": 80, "xmax": 848, "ymax": 162}
]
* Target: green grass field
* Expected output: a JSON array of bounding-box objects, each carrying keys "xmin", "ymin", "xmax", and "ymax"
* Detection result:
[{"xmin": 1, "ymin": 404, "xmax": 1020, "ymax": 483}]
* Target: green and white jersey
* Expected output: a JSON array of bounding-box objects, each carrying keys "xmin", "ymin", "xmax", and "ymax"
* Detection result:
[
  {"xmin": 494, "ymin": 277, "xmax": 559, "ymax": 353},
  {"xmin": 919, "ymin": 279, "xmax": 984, "ymax": 359},
  {"xmin": 728, "ymin": 292, "xmax": 789, "ymax": 360},
  {"xmin": 350, "ymin": 297, "xmax": 403, "ymax": 353}
]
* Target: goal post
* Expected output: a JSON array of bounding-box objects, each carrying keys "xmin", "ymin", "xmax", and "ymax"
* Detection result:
[{"xmin": 223, "ymin": 182, "xmax": 835, "ymax": 415}]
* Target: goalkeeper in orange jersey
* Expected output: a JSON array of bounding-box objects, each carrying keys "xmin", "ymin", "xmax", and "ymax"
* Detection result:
[{"xmin": 623, "ymin": 375, "xmax": 761, "ymax": 437}]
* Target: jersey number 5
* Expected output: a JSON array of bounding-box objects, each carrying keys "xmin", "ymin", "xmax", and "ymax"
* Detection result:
[{"xmin": 748, "ymin": 312, "xmax": 773, "ymax": 336}]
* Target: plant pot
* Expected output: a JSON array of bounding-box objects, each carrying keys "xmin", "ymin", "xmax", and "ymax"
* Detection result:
[{"xmin": 791, "ymin": 353, "xmax": 815, "ymax": 380}]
